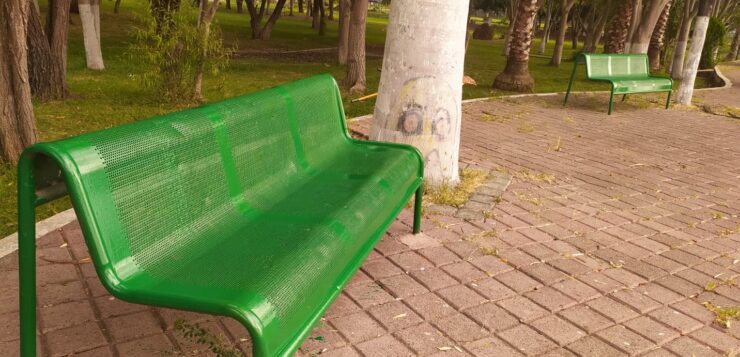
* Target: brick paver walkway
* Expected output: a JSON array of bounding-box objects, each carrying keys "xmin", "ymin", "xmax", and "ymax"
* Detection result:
[{"xmin": 2, "ymin": 65, "xmax": 740, "ymax": 356}]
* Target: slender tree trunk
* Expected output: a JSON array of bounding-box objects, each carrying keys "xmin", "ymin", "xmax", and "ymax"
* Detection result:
[
  {"xmin": 345, "ymin": 0, "xmax": 367, "ymax": 93},
  {"xmin": 226, "ymin": 0, "xmax": 231, "ymax": 10},
  {"xmin": 648, "ymin": 0, "xmax": 672, "ymax": 70},
  {"xmin": 604, "ymin": 0, "xmax": 634, "ymax": 53},
  {"xmin": 538, "ymin": 0, "xmax": 553, "ymax": 54},
  {"xmin": 495, "ymin": 0, "xmax": 540, "ymax": 91},
  {"xmin": 629, "ymin": 0, "xmax": 671, "ymax": 53},
  {"xmin": 318, "ymin": 0, "xmax": 326, "ymax": 35},
  {"xmin": 114, "ymin": 0, "xmax": 121, "ymax": 13},
  {"xmin": 550, "ymin": 0, "xmax": 575, "ymax": 66},
  {"xmin": 289, "ymin": 0, "xmax": 293, "ymax": 15},
  {"xmin": 337, "ymin": 0, "xmax": 350, "ymax": 64},
  {"xmin": 371, "ymin": 0, "xmax": 468, "ymax": 187},
  {"xmin": 625, "ymin": 0, "xmax": 642, "ymax": 52},
  {"xmin": 726, "ymin": 29, "xmax": 739, "ymax": 61},
  {"xmin": 1, "ymin": 0, "xmax": 38, "ymax": 162},
  {"xmin": 585, "ymin": 2, "xmax": 609, "ymax": 52},
  {"xmin": 328, "ymin": 0, "xmax": 333, "ymax": 20},
  {"xmin": 236, "ymin": 0, "xmax": 243, "ymax": 13},
  {"xmin": 298, "ymin": 0, "xmax": 303, "ymax": 12},
  {"xmin": 258, "ymin": 0, "xmax": 287, "ymax": 39},
  {"xmin": 570, "ymin": 6, "xmax": 579, "ymax": 49},
  {"xmin": 676, "ymin": 0, "xmax": 715, "ymax": 105},
  {"xmin": 312, "ymin": 0, "xmax": 320, "ymax": 27},
  {"xmin": 671, "ymin": 0, "xmax": 696, "ymax": 79},
  {"xmin": 194, "ymin": 0, "xmax": 219, "ymax": 101}
]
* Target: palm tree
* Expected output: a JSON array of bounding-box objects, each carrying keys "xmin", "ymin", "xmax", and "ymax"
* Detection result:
[
  {"xmin": 549, "ymin": 0, "xmax": 576, "ymax": 67},
  {"xmin": 604, "ymin": 0, "xmax": 635, "ymax": 53},
  {"xmin": 493, "ymin": 0, "xmax": 540, "ymax": 92}
]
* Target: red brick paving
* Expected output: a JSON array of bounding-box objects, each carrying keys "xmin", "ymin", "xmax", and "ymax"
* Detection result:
[{"xmin": 3, "ymin": 64, "xmax": 740, "ymax": 355}]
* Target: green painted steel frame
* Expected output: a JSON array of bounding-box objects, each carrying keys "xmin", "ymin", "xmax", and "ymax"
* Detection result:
[
  {"xmin": 563, "ymin": 53, "xmax": 674, "ymax": 115},
  {"xmin": 18, "ymin": 74, "xmax": 424, "ymax": 357}
]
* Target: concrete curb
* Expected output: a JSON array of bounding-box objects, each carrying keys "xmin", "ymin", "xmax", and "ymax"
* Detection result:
[{"xmin": 0, "ymin": 208, "xmax": 76, "ymax": 258}]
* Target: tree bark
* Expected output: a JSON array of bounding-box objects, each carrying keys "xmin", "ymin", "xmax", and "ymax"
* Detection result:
[
  {"xmin": 79, "ymin": 0, "xmax": 104, "ymax": 70},
  {"xmin": 629, "ymin": 0, "xmax": 671, "ymax": 53},
  {"xmin": 337, "ymin": 0, "xmax": 350, "ymax": 64},
  {"xmin": 584, "ymin": 1, "xmax": 610, "ymax": 52},
  {"xmin": 570, "ymin": 5, "xmax": 580, "ymax": 49},
  {"xmin": 1, "ymin": 0, "xmax": 38, "ymax": 162},
  {"xmin": 726, "ymin": 28, "xmax": 739, "ymax": 61},
  {"xmin": 318, "ymin": 0, "xmax": 326, "ymax": 35},
  {"xmin": 538, "ymin": 0, "xmax": 553, "ymax": 54},
  {"xmin": 625, "ymin": 0, "xmax": 641, "ymax": 52},
  {"xmin": 495, "ymin": 0, "xmax": 540, "ymax": 91},
  {"xmin": 194, "ymin": 0, "xmax": 219, "ymax": 101},
  {"xmin": 671, "ymin": 0, "xmax": 696, "ymax": 79},
  {"xmin": 298, "ymin": 0, "xmax": 303, "ymax": 13},
  {"xmin": 289, "ymin": 0, "xmax": 293, "ymax": 15},
  {"xmin": 502, "ymin": 0, "xmax": 518, "ymax": 55},
  {"xmin": 226, "ymin": 0, "xmax": 231, "ymax": 10},
  {"xmin": 236, "ymin": 0, "xmax": 243, "ymax": 13},
  {"xmin": 345, "ymin": 0, "xmax": 367, "ymax": 93},
  {"xmin": 676, "ymin": 0, "xmax": 715, "ymax": 105},
  {"xmin": 328, "ymin": 0, "xmax": 333, "ymax": 20},
  {"xmin": 312, "ymin": 0, "xmax": 320, "ymax": 28},
  {"xmin": 27, "ymin": 0, "xmax": 69, "ymax": 101},
  {"xmin": 114, "ymin": 0, "xmax": 121, "ymax": 13},
  {"xmin": 550, "ymin": 0, "xmax": 575, "ymax": 66},
  {"xmin": 371, "ymin": 0, "xmax": 468, "ymax": 187},
  {"xmin": 258, "ymin": 0, "xmax": 288, "ymax": 39},
  {"xmin": 604, "ymin": 0, "xmax": 634, "ymax": 53},
  {"xmin": 648, "ymin": 0, "xmax": 672, "ymax": 70}
]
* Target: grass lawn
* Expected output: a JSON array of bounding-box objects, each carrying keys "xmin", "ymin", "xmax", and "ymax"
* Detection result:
[{"xmin": 0, "ymin": 0, "xmax": 696, "ymax": 237}]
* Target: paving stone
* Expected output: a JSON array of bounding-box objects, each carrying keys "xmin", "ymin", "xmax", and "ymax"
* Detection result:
[
  {"xmin": 39, "ymin": 300, "xmax": 96, "ymax": 333},
  {"xmin": 494, "ymin": 270, "xmax": 543, "ymax": 293},
  {"xmin": 525, "ymin": 286, "xmax": 577, "ymax": 312},
  {"xmin": 388, "ymin": 251, "xmax": 434, "ymax": 272},
  {"xmin": 596, "ymin": 325, "xmax": 656, "ymax": 356},
  {"xmin": 418, "ymin": 246, "xmax": 462, "ymax": 266},
  {"xmin": 441, "ymin": 261, "xmax": 488, "ymax": 283},
  {"xmin": 531, "ymin": 315, "xmax": 586, "ymax": 346},
  {"xmin": 433, "ymin": 313, "xmax": 488, "ymax": 343},
  {"xmin": 404, "ymin": 293, "xmax": 456, "ymax": 321},
  {"xmin": 633, "ymin": 283, "xmax": 684, "ymax": 305},
  {"xmin": 602, "ymin": 268, "xmax": 648, "ymax": 288},
  {"xmin": 552, "ymin": 278, "xmax": 601, "ymax": 303},
  {"xmin": 586, "ymin": 296, "xmax": 639, "ymax": 323},
  {"xmin": 465, "ymin": 301, "xmax": 519, "ymax": 332},
  {"xmin": 497, "ymin": 295, "xmax": 549, "ymax": 322},
  {"xmin": 379, "ymin": 274, "xmax": 428, "ymax": 298},
  {"xmin": 689, "ymin": 326, "xmax": 740, "ymax": 354},
  {"xmin": 468, "ymin": 255, "xmax": 513, "ymax": 276},
  {"xmin": 664, "ymin": 336, "xmax": 721, "ymax": 357},
  {"xmin": 409, "ymin": 267, "xmax": 459, "ymax": 291},
  {"xmin": 521, "ymin": 263, "xmax": 569, "ymax": 285},
  {"xmin": 94, "ymin": 296, "xmax": 148, "ymax": 319},
  {"xmin": 469, "ymin": 278, "xmax": 517, "ymax": 301},
  {"xmin": 355, "ymin": 334, "xmax": 414, "ymax": 357},
  {"xmin": 669, "ymin": 299, "xmax": 716, "ymax": 324},
  {"xmin": 578, "ymin": 272, "xmax": 624, "ymax": 294},
  {"xmin": 623, "ymin": 316, "xmax": 680, "ymax": 344},
  {"xmin": 367, "ymin": 301, "xmax": 423, "ymax": 332},
  {"xmin": 648, "ymin": 307, "xmax": 703, "ymax": 334},
  {"xmin": 363, "ymin": 258, "xmax": 404, "ymax": 279},
  {"xmin": 654, "ymin": 275, "xmax": 703, "ymax": 297},
  {"xmin": 437, "ymin": 285, "xmax": 487, "ymax": 310},
  {"xmin": 344, "ymin": 282, "xmax": 395, "ymax": 308},
  {"xmin": 498, "ymin": 325, "xmax": 558, "ymax": 356},
  {"xmin": 559, "ymin": 305, "xmax": 614, "ymax": 333},
  {"xmin": 610, "ymin": 289, "xmax": 661, "ymax": 314},
  {"xmin": 45, "ymin": 321, "xmax": 107, "ymax": 357},
  {"xmin": 465, "ymin": 336, "xmax": 524, "ymax": 357},
  {"xmin": 566, "ymin": 335, "xmax": 628, "ymax": 357},
  {"xmin": 331, "ymin": 311, "xmax": 385, "ymax": 343},
  {"xmin": 115, "ymin": 333, "xmax": 175, "ymax": 356},
  {"xmin": 323, "ymin": 293, "xmax": 360, "ymax": 319},
  {"xmin": 395, "ymin": 322, "xmax": 453, "ymax": 355}
]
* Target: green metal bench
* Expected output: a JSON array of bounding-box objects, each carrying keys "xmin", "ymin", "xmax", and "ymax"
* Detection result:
[
  {"xmin": 18, "ymin": 74, "xmax": 424, "ymax": 356},
  {"xmin": 563, "ymin": 53, "xmax": 673, "ymax": 115}
]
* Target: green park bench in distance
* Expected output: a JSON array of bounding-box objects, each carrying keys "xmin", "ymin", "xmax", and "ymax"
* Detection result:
[
  {"xmin": 17, "ymin": 74, "xmax": 424, "ymax": 357},
  {"xmin": 563, "ymin": 53, "xmax": 674, "ymax": 115}
]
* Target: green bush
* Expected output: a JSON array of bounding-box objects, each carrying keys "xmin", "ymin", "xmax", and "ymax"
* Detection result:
[
  {"xmin": 128, "ymin": 5, "xmax": 231, "ymax": 103},
  {"xmin": 700, "ymin": 17, "xmax": 726, "ymax": 69}
]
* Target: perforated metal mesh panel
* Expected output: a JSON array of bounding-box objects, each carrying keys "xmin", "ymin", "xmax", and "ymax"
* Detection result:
[
  {"xmin": 585, "ymin": 54, "xmax": 649, "ymax": 78},
  {"xmin": 40, "ymin": 74, "xmax": 422, "ymax": 356}
]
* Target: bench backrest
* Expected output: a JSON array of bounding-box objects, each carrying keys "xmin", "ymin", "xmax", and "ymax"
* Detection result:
[
  {"xmin": 27, "ymin": 74, "xmax": 349, "ymax": 281},
  {"xmin": 581, "ymin": 53, "xmax": 650, "ymax": 79}
]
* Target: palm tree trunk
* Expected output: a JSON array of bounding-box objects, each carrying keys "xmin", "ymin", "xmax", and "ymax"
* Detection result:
[
  {"xmin": 550, "ymin": 0, "xmax": 575, "ymax": 66},
  {"xmin": 629, "ymin": 0, "xmax": 671, "ymax": 53},
  {"xmin": 494, "ymin": 0, "xmax": 540, "ymax": 91},
  {"xmin": 648, "ymin": 0, "xmax": 672, "ymax": 70}
]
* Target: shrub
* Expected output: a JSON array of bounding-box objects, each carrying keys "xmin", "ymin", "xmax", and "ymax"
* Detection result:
[{"xmin": 128, "ymin": 5, "xmax": 230, "ymax": 103}]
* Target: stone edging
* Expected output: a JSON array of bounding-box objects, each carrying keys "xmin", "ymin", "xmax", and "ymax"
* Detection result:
[
  {"xmin": 425, "ymin": 170, "xmax": 513, "ymax": 222},
  {"xmin": 0, "ymin": 208, "xmax": 76, "ymax": 258}
]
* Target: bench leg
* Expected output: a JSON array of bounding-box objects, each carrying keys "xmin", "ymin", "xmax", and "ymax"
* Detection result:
[
  {"xmin": 18, "ymin": 157, "xmax": 37, "ymax": 357},
  {"xmin": 563, "ymin": 60, "xmax": 579, "ymax": 106},
  {"xmin": 665, "ymin": 91, "xmax": 672, "ymax": 109},
  {"xmin": 608, "ymin": 91, "xmax": 616, "ymax": 115},
  {"xmin": 413, "ymin": 185, "xmax": 423, "ymax": 234}
]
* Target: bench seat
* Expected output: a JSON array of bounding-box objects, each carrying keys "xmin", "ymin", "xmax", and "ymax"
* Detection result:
[
  {"xmin": 18, "ymin": 74, "xmax": 424, "ymax": 357},
  {"xmin": 591, "ymin": 76, "xmax": 673, "ymax": 94}
]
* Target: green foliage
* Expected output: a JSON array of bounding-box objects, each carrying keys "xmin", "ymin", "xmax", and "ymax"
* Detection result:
[
  {"xmin": 700, "ymin": 17, "xmax": 726, "ymax": 69},
  {"xmin": 128, "ymin": 5, "xmax": 230, "ymax": 103}
]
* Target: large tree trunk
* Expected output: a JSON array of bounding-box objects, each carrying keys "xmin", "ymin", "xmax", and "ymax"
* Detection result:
[
  {"xmin": 502, "ymin": 0, "xmax": 518, "ymax": 55},
  {"xmin": 79, "ymin": 0, "xmax": 104, "ymax": 70},
  {"xmin": 550, "ymin": 0, "xmax": 575, "ymax": 66},
  {"xmin": 648, "ymin": 0, "xmax": 672, "ymax": 70},
  {"xmin": 312, "ymin": 0, "xmax": 320, "ymax": 28},
  {"xmin": 676, "ymin": 0, "xmax": 715, "ymax": 105},
  {"xmin": 625, "ymin": 0, "xmax": 642, "ymax": 52},
  {"xmin": 538, "ymin": 0, "xmax": 553, "ymax": 54},
  {"xmin": 27, "ymin": 1, "xmax": 69, "ymax": 100},
  {"xmin": 671, "ymin": 0, "xmax": 696, "ymax": 79},
  {"xmin": 317, "ymin": 0, "xmax": 326, "ymax": 35},
  {"xmin": 194, "ymin": 0, "xmax": 219, "ymax": 101},
  {"xmin": 494, "ymin": 0, "xmax": 540, "ymax": 91},
  {"xmin": 1, "ymin": 0, "xmax": 38, "ymax": 162},
  {"xmin": 344, "ymin": 0, "xmax": 367, "ymax": 93},
  {"xmin": 604, "ymin": 0, "xmax": 634, "ymax": 53},
  {"xmin": 298, "ymin": 0, "xmax": 303, "ymax": 12},
  {"xmin": 226, "ymin": 0, "xmax": 231, "ymax": 10},
  {"xmin": 726, "ymin": 28, "xmax": 739, "ymax": 61},
  {"xmin": 371, "ymin": 0, "xmax": 468, "ymax": 187},
  {"xmin": 337, "ymin": 0, "xmax": 350, "ymax": 64},
  {"xmin": 629, "ymin": 0, "xmax": 671, "ymax": 53},
  {"xmin": 584, "ymin": 1, "xmax": 610, "ymax": 52}
]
